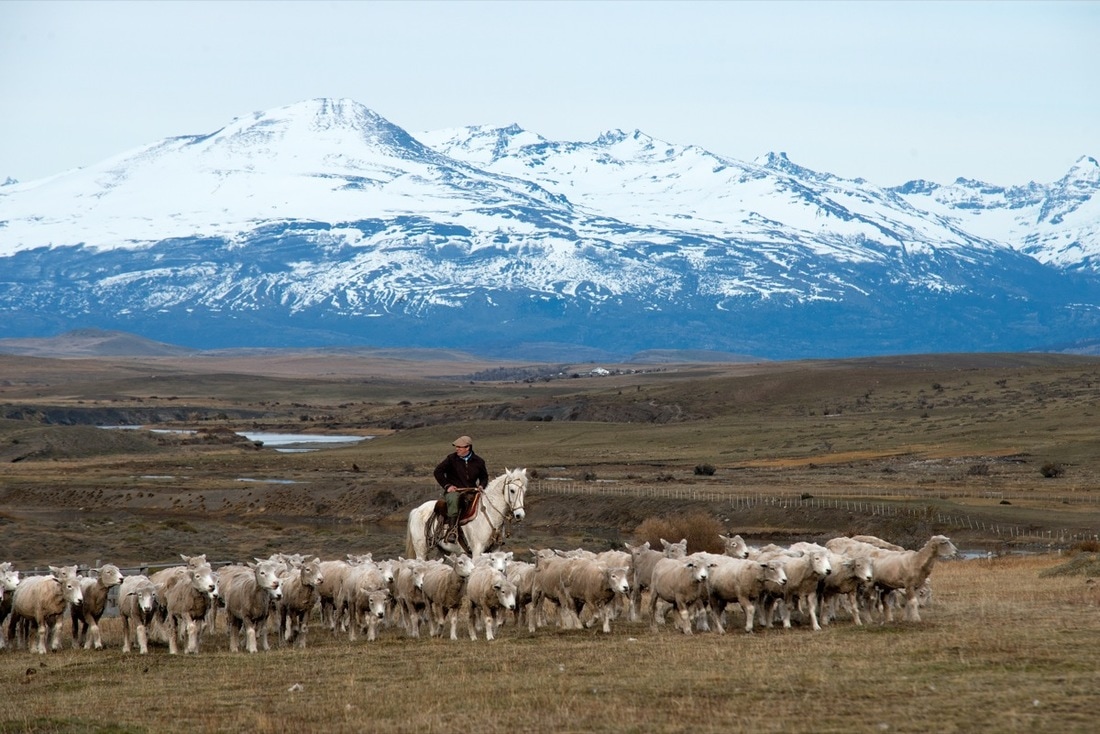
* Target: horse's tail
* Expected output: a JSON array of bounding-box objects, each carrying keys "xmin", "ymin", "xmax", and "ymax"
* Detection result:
[{"xmin": 404, "ymin": 529, "xmax": 417, "ymax": 560}]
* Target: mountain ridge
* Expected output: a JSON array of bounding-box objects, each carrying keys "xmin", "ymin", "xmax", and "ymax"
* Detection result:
[{"xmin": 0, "ymin": 98, "xmax": 1098, "ymax": 360}]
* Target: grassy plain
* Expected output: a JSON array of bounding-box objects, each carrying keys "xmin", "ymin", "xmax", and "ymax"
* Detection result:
[
  {"xmin": 2, "ymin": 350, "xmax": 1100, "ymax": 731},
  {"xmin": 2, "ymin": 555, "xmax": 1099, "ymax": 733}
]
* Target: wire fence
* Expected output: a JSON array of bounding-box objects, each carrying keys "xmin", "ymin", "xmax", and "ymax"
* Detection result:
[{"xmin": 534, "ymin": 480, "xmax": 1100, "ymax": 546}]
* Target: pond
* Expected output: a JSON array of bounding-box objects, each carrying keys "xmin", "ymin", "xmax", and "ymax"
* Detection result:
[{"xmin": 102, "ymin": 426, "xmax": 372, "ymax": 453}]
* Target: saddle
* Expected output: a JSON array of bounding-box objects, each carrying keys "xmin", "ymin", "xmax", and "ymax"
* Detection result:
[{"xmin": 433, "ymin": 488, "xmax": 482, "ymax": 526}]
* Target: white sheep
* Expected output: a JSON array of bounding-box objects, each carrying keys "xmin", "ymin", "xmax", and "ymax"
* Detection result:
[
  {"xmin": 117, "ymin": 574, "xmax": 158, "ymax": 654},
  {"xmin": 0, "ymin": 562, "xmax": 21, "ymax": 650},
  {"xmin": 530, "ymin": 549, "xmax": 581, "ymax": 629},
  {"xmin": 150, "ymin": 554, "xmax": 220, "ymax": 654},
  {"xmin": 465, "ymin": 565, "xmax": 517, "ymax": 641},
  {"xmin": 830, "ymin": 535, "xmax": 956, "ymax": 622},
  {"xmin": 648, "ymin": 554, "xmax": 711, "ymax": 634},
  {"xmin": 70, "ymin": 563, "xmax": 124, "ymax": 650},
  {"xmin": 420, "ymin": 554, "xmax": 475, "ymax": 640},
  {"xmin": 626, "ymin": 538, "xmax": 688, "ymax": 623},
  {"xmin": 504, "ymin": 559, "xmax": 537, "ymax": 631},
  {"xmin": 392, "ymin": 558, "xmax": 429, "ymax": 637},
  {"xmin": 217, "ymin": 560, "xmax": 283, "ymax": 653},
  {"xmin": 705, "ymin": 555, "xmax": 788, "ymax": 634},
  {"xmin": 315, "ymin": 553, "xmax": 373, "ymax": 630},
  {"xmin": 756, "ymin": 547, "xmax": 833, "ymax": 631},
  {"xmin": 8, "ymin": 565, "xmax": 84, "ymax": 654},
  {"xmin": 276, "ymin": 556, "xmax": 324, "ymax": 648},
  {"xmin": 558, "ymin": 557, "xmax": 631, "ymax": 633}
]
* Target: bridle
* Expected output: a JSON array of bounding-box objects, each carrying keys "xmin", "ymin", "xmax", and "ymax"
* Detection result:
[{"xmin": 479, "ymin": 474, "xmax": 526, "ymax": 527}]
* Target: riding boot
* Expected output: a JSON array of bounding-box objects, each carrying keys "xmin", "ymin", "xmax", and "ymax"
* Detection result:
[{"xmin": 444, "ymin": 516, "xmax": 459, "ymax": 543}]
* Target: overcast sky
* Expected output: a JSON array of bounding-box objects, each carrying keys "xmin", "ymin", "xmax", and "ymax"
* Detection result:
[{"xmin": 2, "ymin": 0, "xmax": 1097, "ymax": 186}]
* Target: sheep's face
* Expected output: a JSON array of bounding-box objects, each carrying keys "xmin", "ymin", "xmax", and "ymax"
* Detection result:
[
  {"xmin": 811, "ymin": 552, "xmax": 833, "ymax": 577},
  {"xmin": 377, "ymin": 559, "xmax": 396, "ymax": 585},
  {"xmin": 301, "ymin": 560, "xmax": 324, "ymax": 589},
  {"xmin": 934, "ymin": 537, "xmax": 958, "ymax": 558},
  {"xmin": 190, "ymin": 565, "xmax": 218, "ymax": 599},
  {"xmin": 97, "ymin": 564, "xmax": 124, "ymax": 588},
  {"xmin": 852, "ymin": 556, "xmax": 874, "ymax": 584},
  {"xmin": 763, "ymin": 562, "xmax": 788, "ymax": 588},
  {"xmin": 0, "ymin": 569, "xmax": 18, "ymax": 592},
  {"xmin": 493, "ymin": 580, "xmax": 518, "ymax": 611},
  {"xmin": 252, "ymin": 561, "xmax": 283, "ymax": 601},
  {"xmin": 452, "ymin": 555, "xmax": 475, "ymax": 579},
  {"xmin": 137, "ymin": 586, "xmax": 157, "ymax": 613},
  {"xmin": 686, "ymin": 560, "xmax": 708, "ymax": 583},
  {"xmin": 662, "ymin": 539, "xmax": 688, "ymax": 558},
  {"xmin": 368, "ymin": 590, "xmax": 389, "ymax": 619},
  {"xmin": 482, "ymin": 551, "xmax": 510, "ymax": 573},
  {"xmin": 608, "ymin": 567, "xmax": 631, "ymax": 595}
]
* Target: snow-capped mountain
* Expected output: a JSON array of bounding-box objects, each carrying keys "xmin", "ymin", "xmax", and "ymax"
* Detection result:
[
  {"xmin": 891, "ymin": 156, "xmax": 1100, "ymax": 272},
  {"xmin": 1, "ymin": 98, "xmax": 1098, "ymax": 360}
]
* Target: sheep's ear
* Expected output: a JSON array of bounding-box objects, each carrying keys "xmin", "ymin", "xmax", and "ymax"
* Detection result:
[
  {"xmin": 247, "ymin": 561, "xmax": 257, "ymax": 570},
  {"xmin": 180, "ymin": 554, "xmax": 191, "ymax": 563},
  {"xmin": 49, "ymin": 565, "xmax": 62, "ymax": 577}
]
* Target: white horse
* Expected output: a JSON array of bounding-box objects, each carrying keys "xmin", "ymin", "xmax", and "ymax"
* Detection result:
[{"xmin": 405, "ymin": 468, "xmax": 528, "ymax": 560}]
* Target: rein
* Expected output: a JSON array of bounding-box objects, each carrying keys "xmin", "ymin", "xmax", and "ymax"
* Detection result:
[{"xmin": 476, "ymin": 476, "xmax": 524, "ymax": 547}]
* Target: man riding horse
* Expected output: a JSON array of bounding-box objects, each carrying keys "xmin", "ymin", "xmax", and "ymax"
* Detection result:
[{"xmin": 433, "ymin": 435, "xmax": 488, "ymax": 543}]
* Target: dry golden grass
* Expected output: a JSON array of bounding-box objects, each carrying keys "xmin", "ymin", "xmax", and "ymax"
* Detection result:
[{"xmin": 2, "ymin": 555, "xmax": 1099, "ymax": 733}]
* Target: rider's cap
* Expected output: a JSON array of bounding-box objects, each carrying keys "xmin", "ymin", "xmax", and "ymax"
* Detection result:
[{"xmin": 453, "ymin": 435, "xmax": 472, "ymax": 448}]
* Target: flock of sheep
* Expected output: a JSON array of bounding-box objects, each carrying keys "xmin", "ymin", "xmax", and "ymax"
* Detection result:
[{"xmin": 0, "ymin": 532, "xmax": 957, "ymax": 654}]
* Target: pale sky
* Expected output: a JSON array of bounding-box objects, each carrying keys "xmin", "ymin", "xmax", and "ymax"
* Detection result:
[{"xmin": 1, "ymin": 0, "xmax": 1097, "ymax": 187}]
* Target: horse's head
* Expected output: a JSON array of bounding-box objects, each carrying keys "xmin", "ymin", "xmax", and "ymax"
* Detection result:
[{"xmin": 502, "ymin": 467, "xmax": 528, "ymax": 521}]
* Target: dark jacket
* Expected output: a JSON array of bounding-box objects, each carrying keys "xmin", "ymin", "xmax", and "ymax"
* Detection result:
[{"xmin": 434, "ymin": 451, "xmax": 488, "ymax": 491}]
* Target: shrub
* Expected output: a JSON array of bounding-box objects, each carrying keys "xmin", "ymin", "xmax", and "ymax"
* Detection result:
[
  {"xmin": 693, "ymin": 463, "xmax": 716, "ymax": 476},
  {"xmin": 1040, "ymin": 462, "xmax": 1065, "ymax": 479},
  {"xmin": 967, "ymin": 463, "xmax": 991, "ymax": 476},
  {"xmin": 633, "ymin": 511, "xmax": 725, "ymax": 554}
]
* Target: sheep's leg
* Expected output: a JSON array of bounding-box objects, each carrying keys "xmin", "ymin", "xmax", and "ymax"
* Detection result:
[
  {"xmin": 121, "ymin": 617, "xmax": 132, "ymax": 653},
  {"xmin": 186, "ymin": 616, "xmax": 201, "ymax": 654},
  {"xmin": 48, "ymin": 618, "xmax": 64, "ymax": 651},
  {"xmin": 676, "ymin": 604, "xmax": 693, "ymax": 635},
  {"xmin": 773, "ymin": 598, "xmax": 791, "ymax": 629},
  {"xmin": 136, "ymin": 621, "xmax": 149, "ymax": 654},
  {"xmin": 89, "ymin": 620, "xmax": 104, "ymax": 649},
  {"xmin": 484, "ymin": 610, "xmax": 497, "ymax": 641},
  {"xmin": 601, "ymin": 605, "xmax": 613, "ymax": 634},
  {"xmin": 740, "ymin": 600, "xmax": 756, "ymax": 633},
  {"xmin": 36, "ymin": 621, "xmax": 49, "ymax": 654},
  {"xmin": 166, "ymin": 616, "xmax": 179, "ymax": 655},
  {"xmin": 245, "ymin": 622, "xmax": 258, "ymax": 653},
  {"xmin": 906, "ymin": 590, "xmax": 922, "ymax": 622},
  {"xmin": 805, "ymin": 592, "xmax": 822, "ymax": 631},
  {"xmin": 845, "ymin": 592, "xmax": 863, "ymax": 625}
]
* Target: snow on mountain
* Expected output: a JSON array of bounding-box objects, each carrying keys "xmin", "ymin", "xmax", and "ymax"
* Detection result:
[
  {"xmin": 0, "ymin": 98, "xmax": 1098, "ymax": 358},
  {"xmin": 891, "ymin": 156, "xmax": 1100, "ymax": 271},
  {"xmin": 0, "ymin": 98, "xmax": 570, "ymax": 255},
  {"xmin": 416, "ymin": 125, "xmax": 999, "ymax": 265}
]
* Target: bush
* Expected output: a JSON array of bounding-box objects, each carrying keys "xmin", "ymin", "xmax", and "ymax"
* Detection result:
[
  {"xmin": 967, "ymin": 463, "xmax": 991, "ymax": 476},
  {"xmin": 693, "ymin": 463, "xmax": 716, "ymax": 476},
  {"xmin": 1040, "ymin": 462, "xmax": 1065, "ymax": 479},
  {"xmin": 633, "ymin": 511, "xmax": 725, "ymax": 554}
]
